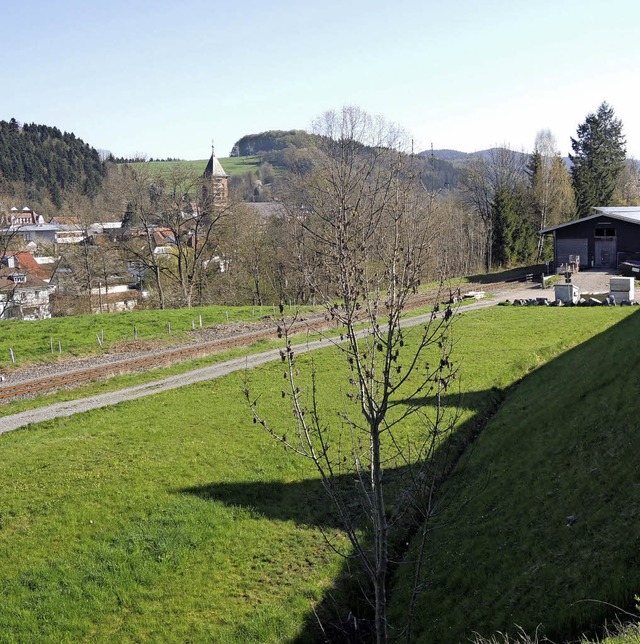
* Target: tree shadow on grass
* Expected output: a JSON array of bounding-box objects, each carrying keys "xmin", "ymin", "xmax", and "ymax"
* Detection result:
[
  {"xmin": 179, "ymin": 387, "xmax": 505, "ymax": 642},
  {"xmin": 183, "ymin": 311, "xmax": 640, "ymax": 642},
  {"xmin": 182, "ymin": 476, "xmax": 341, "ymax": 529}
]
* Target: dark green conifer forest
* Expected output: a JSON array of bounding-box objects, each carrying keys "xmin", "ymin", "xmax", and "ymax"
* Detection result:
[{"xmin": 0, "ymin": 118, "xmax": 106, "ymax": 207}]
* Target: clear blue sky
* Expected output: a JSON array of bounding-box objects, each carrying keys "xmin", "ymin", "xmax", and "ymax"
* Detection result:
[{"xmin": 5, "ymin": 0, "xmax": 640, "ymax": 160}]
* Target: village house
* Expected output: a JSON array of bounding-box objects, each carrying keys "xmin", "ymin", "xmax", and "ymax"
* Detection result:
[{"xmin": 0, "ymin": 252, "xmax": 55, "ymax": 320}]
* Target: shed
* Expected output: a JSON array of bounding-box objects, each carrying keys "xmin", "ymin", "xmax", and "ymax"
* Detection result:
[{"xmin": 540, "ymin": 207, "xmax": 640, "ymax": 270}]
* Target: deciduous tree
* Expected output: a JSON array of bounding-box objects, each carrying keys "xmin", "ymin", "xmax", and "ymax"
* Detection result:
[
  {"xmin": 462, "ymin": 147, "xmax": 528, "ymax": 269},
  {"xmin": 246, "ymin": 107, "xmax": 458, "ymax": 642},
  {"xmin": 528, "ymin": 130, "xmax": 575, "ymax": 259}
]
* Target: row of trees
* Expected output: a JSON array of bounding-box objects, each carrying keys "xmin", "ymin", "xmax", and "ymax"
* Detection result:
[
  {"xmin": 462, "ymin": 102, "xmax": 631, "ymax": 270},
  {"xmin": 2, "ymin": 102, "xmax": 634, "ymax": 315}
]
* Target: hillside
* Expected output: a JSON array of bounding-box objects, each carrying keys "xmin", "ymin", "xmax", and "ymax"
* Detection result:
[
  {"xmin": 138, "ymin": 130, "xmax": 466, "ymax": 197},
  {"xmin": 420, "ymin": 146, "xmax": 531, "ymax": 166},
  {"xmin": 422, "ymin": 146, "xmax": 573, "ymax": 171},
  {"xmin": 392, "ymin": 307, "xmax": 640, "ymax": 641},
  {"xmin": 0, "ymin": 306, "xmax": 638, "ymax": 641},
  {"xmin": 0, "ymin": 119, "xmax": 106, "ymax": 207}
]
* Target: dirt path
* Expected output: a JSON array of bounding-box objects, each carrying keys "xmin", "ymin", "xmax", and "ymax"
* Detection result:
[{"xmin": 1, "ymin": 297, "xmax": 504, "ymax": 435}]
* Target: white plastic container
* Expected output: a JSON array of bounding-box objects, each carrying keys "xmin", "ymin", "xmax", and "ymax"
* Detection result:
[{"xmin": 554, "ymin": 283, "xmax": 580, "ymax": 304}]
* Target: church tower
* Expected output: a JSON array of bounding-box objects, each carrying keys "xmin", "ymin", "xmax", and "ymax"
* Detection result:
[{"xmin": 202, "ymin": 144, "xmax": 229, "ymax": 208}]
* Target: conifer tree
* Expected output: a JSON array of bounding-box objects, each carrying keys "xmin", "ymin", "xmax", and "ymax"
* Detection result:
[{"xmin": 570, "ymin": 102, "xmax": 626, "ymax": 217}]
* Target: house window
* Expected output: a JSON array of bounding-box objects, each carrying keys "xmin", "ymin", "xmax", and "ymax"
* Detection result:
[{"xmin": 595, "ymin": 227, "xmax": 616, "ymax": 238}]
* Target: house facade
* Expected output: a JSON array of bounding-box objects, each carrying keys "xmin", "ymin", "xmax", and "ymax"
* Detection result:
[
  {"xmin": 0, "ymin": 271, "xmax": 55, "ymax": 320},
  {"xmin": 0, "ymin": 253, "xmax": 55, "ymax": 320},
  {"xmin": 540, "ymin": 207, "xmax": 640, "ymax": 270}
]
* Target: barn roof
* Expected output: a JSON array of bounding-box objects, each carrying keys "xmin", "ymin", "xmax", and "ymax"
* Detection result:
[{"xmin": 540, "ymin": 206, "xmax": 640, "ymax": 234}]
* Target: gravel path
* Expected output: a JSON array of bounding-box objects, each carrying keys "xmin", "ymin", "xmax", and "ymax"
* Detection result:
[
  {"xmin": 0, "ymin": 298, "xmax": 502, "ymax": 435},
  {"xmin": 6, "ymin": 272, "xmax": 616, "ymax": 436}
]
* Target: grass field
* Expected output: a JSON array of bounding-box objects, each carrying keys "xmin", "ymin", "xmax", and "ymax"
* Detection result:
[
  {"xmin": 1, "ymin": 307, "xmax": 638, "ymax": 641},
  {"xmin": 391, "ymin": 308, "xmax": 640, "ymax": 642},
  {"xmin": 140, "ymin": 155, "xmax": 262, "ymax": 178},
  {"xmin": 0, "ymin": 303, "xmax": 310, "ymax": 370}
]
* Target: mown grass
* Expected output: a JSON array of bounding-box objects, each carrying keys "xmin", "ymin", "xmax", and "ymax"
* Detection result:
[
  {"xmin": 0, "ymin": 307, "xmax": 636, "ymax": 641},
  {"xmin": 391, "ymin": 308, "xmax": 640, "ymax": 642},
  {"xmin": 0, "ymin": 303, "xmax": 312, "ymax": 370}
]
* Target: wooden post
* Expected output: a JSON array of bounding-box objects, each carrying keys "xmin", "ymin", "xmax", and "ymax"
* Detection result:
[
  {"xmin": 225, "ymin": 311, "xmax": 229, "ymax": 322},
  {"xmin": 134, "ymin": 325, "xmax": 138, "ymax": 340},
  {"xmin": 9, "ymin": 347, "xmax": 15, "ymax": 363},
  {"xmin": 199, "ymin": 314, "xmax": 202, "ymax": 328},
  {"xmin": 50, "ymin": 337, "xmax": 54, "ymax": 354},
  {"xmin": 166, "ymin": 322, "xmax": 171, "ymax": 334},
  {"xmin": 58, "ymin": 340, "xmax": 62, "ymax": 354},
  {"xmin": 192, "ymin": 318, "xmax": 195, "ymax": 330}
]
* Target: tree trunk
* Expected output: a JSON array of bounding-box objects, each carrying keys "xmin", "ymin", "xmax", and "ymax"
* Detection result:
[{"xmin": 371, "ymin": 424, "xmax": 388, "ymax": 643}]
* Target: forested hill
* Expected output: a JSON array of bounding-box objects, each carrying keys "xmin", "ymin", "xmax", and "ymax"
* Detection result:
[
  {"xmin": 0, "ymin": 118, "xmax": 106, "ymax": 207},
  {"xmin": 230, "ymin": 130, "xmax": 318, "ymax": 157},
  {"xmin": 231, "ymin": 129, "xmax": 464, "ymax": 191}
]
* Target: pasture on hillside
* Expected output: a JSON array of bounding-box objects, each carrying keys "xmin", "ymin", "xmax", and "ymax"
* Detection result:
[
  {"xmin": 142, "ymin": 156, "xmax": 262, "ymax": 177},
  {"xmin": 0, "ymin": 307, "xmax": 638, "ymax": 641}
]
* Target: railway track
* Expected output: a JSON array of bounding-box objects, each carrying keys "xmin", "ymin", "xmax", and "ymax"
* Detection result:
[{"xmin": 0, "ymin": 281, "xmax": 513, "ymax": 403}]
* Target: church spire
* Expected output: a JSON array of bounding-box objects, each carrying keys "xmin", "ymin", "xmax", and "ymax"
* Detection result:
[
  {"xmin": 202, "ymin": 139, "xmax": 229, "ymax": 207},
  {"xmin": 203, "ymin": 141, "xmax": 228, "ymax": 179}
]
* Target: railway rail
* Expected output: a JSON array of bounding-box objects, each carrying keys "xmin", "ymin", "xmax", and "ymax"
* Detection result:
[{"xmin": 0, "ymin": 281, "xmax": 513, "ymax": 403}]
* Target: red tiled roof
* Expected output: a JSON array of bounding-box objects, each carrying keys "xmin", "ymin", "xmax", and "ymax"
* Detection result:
[{"xmin": 12, "ymin": 252, "xmax": 50, "ymax": 281}]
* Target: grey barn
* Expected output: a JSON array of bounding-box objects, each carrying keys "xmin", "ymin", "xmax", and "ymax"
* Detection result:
[{"xmin": 541, "ymin": 207, "xmax": 640, "ymax": 270}]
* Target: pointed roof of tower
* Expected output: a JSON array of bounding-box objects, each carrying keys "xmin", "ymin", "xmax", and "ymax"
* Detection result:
[{"xmin": 203, "ymin": 144, "xmax": 228, "ymax": 178}]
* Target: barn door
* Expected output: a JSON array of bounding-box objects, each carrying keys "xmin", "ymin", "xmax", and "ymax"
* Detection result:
[{"xmin": 595, "ymin": 239, "xmax": 617, "ymax": 267}]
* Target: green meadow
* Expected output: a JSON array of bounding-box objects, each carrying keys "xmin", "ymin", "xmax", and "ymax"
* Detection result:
[
  {"xmin": 142, "ymin": 155, "xmax": 262, "ymax": 177},
  {"xmin": 1, "ymin": 307, "xmax": 639, "ymax": 641},
  {"xmin": 0, "ymin": 303, "xmax": 310, "ymax": 369}
]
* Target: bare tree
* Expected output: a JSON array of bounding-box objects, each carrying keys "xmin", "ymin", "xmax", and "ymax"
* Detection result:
[
  {"xmin": 116, "ymin": 165, "xmax": 169, "ymax": 308},
  {"xmin": 118, "ymin": 164, "xmax": 228, "ymax": 308},
  {"xmin": 529, "ymin": 130, "xmax": 575, "ymax": 260},
  {"xmin": 246, "ymin": 107, "xmax": 458, "ymax": 642},
  {"xmin": 0, "ymin": 217, "xmax": 24, "ymax": 319},
  {"xmin": 462, "ymin": 147, "xmax": 527, "ymax": 270},
  {"xmin": 614, "ymin": 158, "xmax": 640, "ymax": 205},
  {"xmin": 148, "ymin": 166, "xmax": 226, "ymax": 308}
]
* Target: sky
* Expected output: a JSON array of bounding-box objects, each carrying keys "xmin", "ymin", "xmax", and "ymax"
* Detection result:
[{"xmin": 4, "ymin": 0, "xmax": 640, "ymax": 160}]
